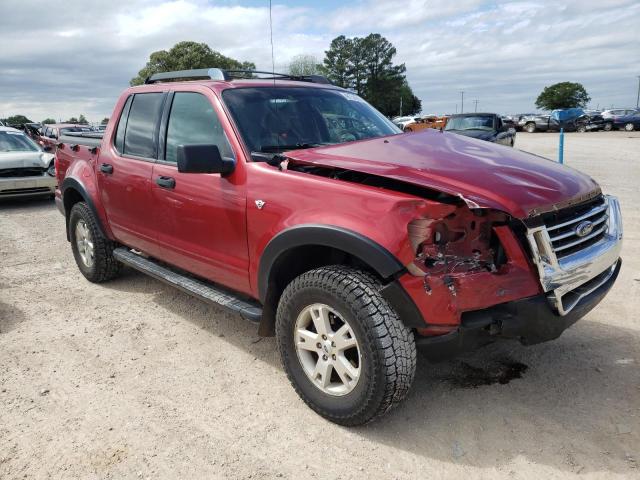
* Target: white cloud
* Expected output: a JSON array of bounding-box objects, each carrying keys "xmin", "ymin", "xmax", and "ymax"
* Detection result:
[{"xmin": 0, "ymin": 0, "xmax": 639, "ymax": 121}]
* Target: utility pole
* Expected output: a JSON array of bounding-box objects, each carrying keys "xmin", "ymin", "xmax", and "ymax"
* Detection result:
[
  {"xmin": 460, "ymin": 91, "xmax": 465, "ymax": 113},
  {"xmin": 636, "ymin": 76, "xmax": 640, "ymax": 109},
  {"xmin": 473, "ymin": 99, "xmax": 479, "ymax": 112},
  {"xmin": 399, "ymin": 96, "xmax": 403, "ymax": 117}
]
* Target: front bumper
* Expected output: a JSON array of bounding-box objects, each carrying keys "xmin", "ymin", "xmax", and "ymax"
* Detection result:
[
  {"xmin": 526, "ymin": 195, "xmax": 622, "ymax": 315},
  {"xmin": 417, "ymin": 258, "xmax": 621, "ymax": 361},
  {"xmin": 0, "ymin": 174, "xmax": 56, "ymax": 198}
]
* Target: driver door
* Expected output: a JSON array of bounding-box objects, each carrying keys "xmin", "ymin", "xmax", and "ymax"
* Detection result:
[{"xmin": 151, "ymin": 90, "xmax": 250, "ymax": 294}]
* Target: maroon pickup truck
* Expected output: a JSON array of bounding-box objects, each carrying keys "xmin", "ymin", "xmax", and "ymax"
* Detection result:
[{"xmin": 54, "ymin": 68, "xmax": 623, "ymax": 425}]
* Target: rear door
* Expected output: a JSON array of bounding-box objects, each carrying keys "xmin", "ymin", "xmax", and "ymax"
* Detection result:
[
  {"xmin": 150, "ymin": 89, "xmax": 250, "ymax": 294},
  {"xmin": 97, "ymin": 92, "xmax": 165, "ymax": 256}
]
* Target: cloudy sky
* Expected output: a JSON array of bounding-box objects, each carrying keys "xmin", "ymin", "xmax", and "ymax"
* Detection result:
[{"xmin": 1, "ymin": 0, "xmax": 639, "ymax": 122}]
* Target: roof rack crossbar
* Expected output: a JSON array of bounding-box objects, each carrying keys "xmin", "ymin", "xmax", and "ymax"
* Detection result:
[
  {"xmin": 145, "ymin": 68, "xmax": 228, "ymax": 84},
  {"xmin": 144, "ymin": 68, "xmax": 332, "ymax": 85}
]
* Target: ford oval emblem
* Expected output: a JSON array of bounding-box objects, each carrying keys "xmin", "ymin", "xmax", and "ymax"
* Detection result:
[{"xmin": 575, "ymin": 220, "xmax": 594, "ymax": 238}]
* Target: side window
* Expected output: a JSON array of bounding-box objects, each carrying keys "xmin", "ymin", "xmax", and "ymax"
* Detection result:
[
  {"xmin": 123, "ymin": 93, "xmax": 164, "ymax": 159},
  {"xmin": 114, "ymin": 95, "xmax": 133, "ymax": 153},
  {"xmin": 164, "ymin": 92, "xmax": 234, "ymax": 164}
]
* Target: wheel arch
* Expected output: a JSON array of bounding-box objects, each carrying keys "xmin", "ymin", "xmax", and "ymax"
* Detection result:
[
  {"xmin": 61, "ymin": 177, "xmax": 107, "ymax": 242},
  {"xmin": 257, "ymin": 224, "xmax": 425, "ymax": 336}
]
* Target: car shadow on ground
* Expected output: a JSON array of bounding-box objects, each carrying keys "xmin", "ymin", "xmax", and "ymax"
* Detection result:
[
  {"xmin": 0, "ymin": 301, "xmax": 26, "ymax": 335},
  {"xmin": 106, "ymin": 267, "xmax": 639, "ymax": 475},
  {"xmin": 0, "ymin": 197, "xmax": 55, "ymax": 211}
]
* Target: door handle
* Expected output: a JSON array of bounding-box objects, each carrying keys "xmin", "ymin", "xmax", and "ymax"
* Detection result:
[
  {"xmin": 155, "ymin": 176, "xmax": 176, "ymax": 189},
  {"xmin": 100, "ymin": 163, "xmax": 113, "ymax": 174}
]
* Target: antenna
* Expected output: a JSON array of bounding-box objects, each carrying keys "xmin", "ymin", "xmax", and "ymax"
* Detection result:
[
  {"xmin": 268, "ymin": 0, "xmax": 279, "ymax": 154},
  {"xmin": 269, "ymin": 0, "xmax": 276, "ymax": 76}
]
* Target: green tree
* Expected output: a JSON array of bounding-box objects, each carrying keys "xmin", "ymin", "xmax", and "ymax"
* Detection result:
[
  {"xmin": 535, "ymin": 82, "xmax": 591, "ymax": 110},
  {"xmin": 4, "ymin": 114, "xmax": 32, "ymax": 125},
  {"xmin": 323, "ymin": 35, "xmax": 353, "ymax": 88},
  {"xmin": 322, "ymin": 34, "xmax": 419, "ymax": 116},
  {"xmin": 78, "ymin": 114, "xmax": 88, "ymax": 124},
  {"xmin": 398, "ymin": 82, "xmax": 422, "ymax": 116},
  {"xmin": 288, "ymin": 54, "xmax": 323, "ymax": 76},
  {"xmin": 101, "ymin": 117, "xmax": 109, "ymax": 125},
  {"xmin": 67, "ymin": 117, "xmax": 79, "ymax": 124},
  {"xmin": 130, "ymin": 41, "xmax": 256, "ymax": 86},
  {"xmin": 42, "ymin": 118, "xmax": 56, "ymax": 124}
]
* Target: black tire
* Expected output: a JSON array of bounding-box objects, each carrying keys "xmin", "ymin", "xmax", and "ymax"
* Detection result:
[
  {"xmin": 624, "ymin": 122, "xmax": 635, "ymax": 132},
  {"xmin": 576, "ymin": 125, "xmax": 587, "ymax": 133},
  {"xmin": 69, "ymin": 202, "xmax": 122, "ymax": 283},
  {"xmin": 524, "ymin": 123, "xmax": 536, "ymax": 133},
  {"xmin": 276, "ymin": 266, "xmax": 417, "ymax": 426},
  {"xmin": 603, "ymin": 122, "xmax": 613, "ymax": 131}
]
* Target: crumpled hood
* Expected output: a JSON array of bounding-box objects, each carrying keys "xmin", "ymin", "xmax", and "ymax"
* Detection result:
[
  {"xmin": 0, "ymin": 151, "xmax": 54, "ymax": 169},
  {"xmin": 285, "ymin": 129, "xmax": 600, "ymax": 219}
]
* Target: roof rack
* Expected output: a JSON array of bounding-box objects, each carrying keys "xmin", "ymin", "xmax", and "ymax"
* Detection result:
[{"xmin": 144, "ymin": 68, "xmax": 332, "ymax": 85}]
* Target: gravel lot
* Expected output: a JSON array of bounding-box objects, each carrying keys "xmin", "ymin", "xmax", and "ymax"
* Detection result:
[{"xmin": 1, "ymin": 131, "xmax": 639, "ymax": 479}]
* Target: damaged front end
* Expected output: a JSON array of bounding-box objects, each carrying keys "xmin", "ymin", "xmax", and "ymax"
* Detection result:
[{"xmin": 399, "ymin": 203, "xmax": 541, "ymax": 336}]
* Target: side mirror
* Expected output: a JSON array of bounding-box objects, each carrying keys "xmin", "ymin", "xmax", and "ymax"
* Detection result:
[{"xmin": 177, "ymin": 144, "xmax": 235, "ymax": 175}]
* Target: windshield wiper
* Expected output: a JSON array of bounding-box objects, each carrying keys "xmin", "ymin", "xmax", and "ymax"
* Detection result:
[{"xmin": 258, "ymin": 143, "xmax": 328, "ymax": 153}]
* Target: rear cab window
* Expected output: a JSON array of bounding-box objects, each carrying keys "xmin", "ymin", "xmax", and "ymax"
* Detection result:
[{"xmin": 114, "ymin": 92, "xmax": 165, "ymax": 159}]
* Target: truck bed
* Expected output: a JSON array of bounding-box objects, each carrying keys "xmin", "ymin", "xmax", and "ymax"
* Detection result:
[{"xmin": 59, "ymin": 132, "xmax": 103, "ymax": 148}]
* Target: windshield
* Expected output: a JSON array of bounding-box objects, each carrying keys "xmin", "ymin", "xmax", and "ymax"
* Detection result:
[
  {"xmin": 445, "ymin": 115, "xmax": 495, "ymax": 131},
  {"xmin": 0, "ymin": 130, "xmax": 40, "ymax": 152},
  {"xmin": 222, "ymin": 87, "xmax": 400, "ymax": 154}
]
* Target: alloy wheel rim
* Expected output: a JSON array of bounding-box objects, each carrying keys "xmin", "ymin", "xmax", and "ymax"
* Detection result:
[
  {"xmin": 294, "ymin": 303, "xmax": 361, "ymax": 396},
  {"xmin": 625, "ymin": 123, "xmax": 633, "ymax": 131},
  {"xmin": 75, "ymin": 219, "xmax": 94, "ymax": 268}
]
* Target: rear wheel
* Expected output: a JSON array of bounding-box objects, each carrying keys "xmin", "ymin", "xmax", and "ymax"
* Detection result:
[
  {"xmin": 624, "ymin": 122, "xmax": 635, "ymax": 132},
  {"xmin": 276, "ymin": 266, "xmax": 416, "ymax": 426},
  {"xmin": 603, "ymin": 122, "xmax": 613, "ymax": 131},
  {"xmin": 69, "ymin": 202, "xmax": 122, "ymax": 283},
  {"xmin": 524, "ymin": 123, "xmax": 536, "ymax": 133}
]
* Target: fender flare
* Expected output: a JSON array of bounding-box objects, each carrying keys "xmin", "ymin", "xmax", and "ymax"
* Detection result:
[
  {"xmin": 60, "ymin": 177, "xmax": 107, "ymax": 240},
  {"xmin": 257, "ymin": 224, "xmax": 427, "ymax": 331},
  {"xmin": 258, "ymin": 224, "xmax": 404, "ymax": 303}
]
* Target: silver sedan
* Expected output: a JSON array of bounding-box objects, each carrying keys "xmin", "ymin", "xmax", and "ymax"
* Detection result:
[{"xmin": 0, "ymin": 126, "xmax": 56, "ymax": 199}]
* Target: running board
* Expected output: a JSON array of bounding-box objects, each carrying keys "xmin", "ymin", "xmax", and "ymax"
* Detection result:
[{"xmin": 113, "ymin": 248, "xmax": 262, "ymax": 323}]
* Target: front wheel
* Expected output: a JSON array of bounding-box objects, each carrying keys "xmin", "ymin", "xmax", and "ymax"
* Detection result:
[
  {"xmin": 276, "ymin": 266, "xmax": 416, "ymax": 426},
  {"xmin": 624, "ymin": 122, "xmax": 635, "ymax": 132},
  {"xmin": 603, "ymin": 122, "xmax": 613, "ymax": 131},
  {"xmin": 576, "ymin": 125, "xmax": 587, "ymax": 133},
  {"xmin": 524, "ymin": 123, "xmax": 536, "ymax": 133}
]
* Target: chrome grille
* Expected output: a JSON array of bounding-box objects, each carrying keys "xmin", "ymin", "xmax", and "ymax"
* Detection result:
[
  {"xmin": 0, "ymin": 167, "xmax": 46, "ymax": 178},
  {"xmin": 542, "ymin": 196, "xmax": 608, "ymax": 259}
]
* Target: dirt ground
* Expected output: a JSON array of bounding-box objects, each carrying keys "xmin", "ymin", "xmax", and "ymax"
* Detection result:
[{"xmin": 1, "ymin": 131, "xmax": 638, "ymax": 479}]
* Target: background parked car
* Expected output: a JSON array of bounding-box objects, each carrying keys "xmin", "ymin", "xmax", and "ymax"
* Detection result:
[
  {"xmin": 576, "ymin": 113, "xmax": 605, "ymax": 132},
  {"xmin": 403, "ymin": 115, "xmax": 448, "ymax": 132},
  {"xmin": 601, "ymin": 108, "xmax": 640, "ymax": 131},
  {"xmin": 444, "ymin": 113, "xmax": 515, "ymax": 146},
  {"xmin": 612, "ymin": 111, "xmax": 640, "ymax": 131},
  {"xmin": 391, "ymin": 115, "xmax": 420, "ymax": 129},
  {"xmin": 0, "ymin": 126, "xmax": 56, "ymax": 199},
  {"xmin": 38, "ymin": 124, "xmax": 92, "ymax": 150},
  {"xmin": 518, "ymin": 108, "xmax": 585, "ymax": 133}
]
